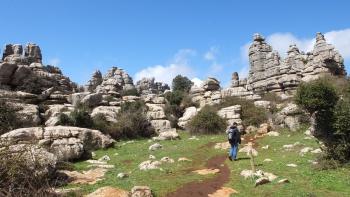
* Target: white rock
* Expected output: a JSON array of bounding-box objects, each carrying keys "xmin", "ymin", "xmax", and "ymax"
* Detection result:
[
  {"xmin": 149, "ymin": 143, "xmax": 162, "ymax": 151},
  {"xmin": 311, "ymin": 148, "xmax": 322, "ymax": 154},
  {"xmin": 286, "ymin": 164, "xmax": 298, "ymax": 167},
  {"xmin": 262, "ymin": 145, "xmax": 269, "ymax": 149},
  {"xmin": 98, "ymin": 155, "xmax": 111, "ymax": 162},
  {"xmin": 117, "ymin": 173, "xmax": 129, "ymax": 179},
  {"xmin": 160, "ymin": 157, "xmax": 174, "ymax": 163},
  {"xmin": 263, "ymin": 158, "xmax": 273, "ymax": 162},
  {"xmin": 266, "ymin": 131, "xmax": 280, "ymax": 137},
  {"xmin": 300, "ymin": 147, "xmax": 313, "ymax": 155},
  {"xmin": 149, "ymin": 155, "xmax": 156, "ymax": 160},
  {"xmin": 255, "ymin": 177, "xmax": 270, "ymax": 187},
  {"xmin": 278, "ymin": 179, "xmax": 290, "ymax": 183},
  {"xmin": 139, "ymin": 160, "xmax": 162, "ymax": 171}
]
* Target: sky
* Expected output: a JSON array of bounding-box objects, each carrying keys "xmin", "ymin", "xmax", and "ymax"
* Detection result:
[{"xmin": 0, "ymin": 0, "xmax": 350, "ymax": 87}]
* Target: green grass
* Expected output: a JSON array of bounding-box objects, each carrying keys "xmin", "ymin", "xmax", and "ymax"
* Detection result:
[
  {"xmin": 65, "ymin": 129, "xmax": 350, "ymax": 197},
  {"xmin": 65, "ymin": 132, "xmax": 225, "ymax": 196},
  {"xmin": 226, "ymin": 130, "xmax": 350, "ymax": 197}
]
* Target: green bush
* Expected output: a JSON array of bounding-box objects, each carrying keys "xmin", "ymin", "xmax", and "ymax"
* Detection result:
[
  {"xmin": 0, "ymin": 101, "xmax": 23, "ymax": 135},
  {"xmin": 215, "ymin": 96, "xmax": 268, "ymax": 127},
  {"xmin": 58, "ymin": 104, "xmax": 93, "ymax": 128},
  {"xmin": 121, "ymin": 88, "xmax": 140, "ymax": 96},
  {"xmin": 111, "ymin": 111, "xmax": 155, "ymax": 139},
  {"xmin": 93, "ymin": 101, "xmax": 155, "ymax": 139},
  {"xmin": 172, "ymin": 75, "xmax": 193, "ymax": 93},
  {"xmin": 295, "ymin": 79, "xmax": 338, "ymax": 114},
  {"xmin": 188, "ymin": 106, "xmax": 227, "ymax": 135},
  {"xmin": 295, "ymin": 77, "xmax": 350, "ymax": 164}
]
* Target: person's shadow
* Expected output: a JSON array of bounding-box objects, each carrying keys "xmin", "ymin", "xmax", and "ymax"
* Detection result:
[{"xmin": 236, "ymin": 157, "xmax": 250, "ymax": 161}]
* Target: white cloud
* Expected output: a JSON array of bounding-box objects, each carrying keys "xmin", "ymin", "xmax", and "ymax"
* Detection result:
[
  {"xmin": 191, "ymin": 77, "xmax": 203, "ymax": 87},
  {"xmin": 324, "ymin": 29, "xmax": 350, "ymax": 59},
  {"xmin": 134, "ymin": 49, "xmax": 196, "ymax": 85},
  {"xmin": 238, "ymin": 43, "xmax": 250, "ymax": 78},
  {"xmin": 204, "ymin": 46, "xmax": 219, "ymax": 61},
  {"xmin": 266, "ymin": 33, "xmax": 314, "ymax": 57},
  {"xmin": 48, "ymin": 58, "xmax": 60, "ymax": 66}
]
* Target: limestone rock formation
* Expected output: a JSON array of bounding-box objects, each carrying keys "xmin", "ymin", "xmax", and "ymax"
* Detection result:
[
  {"xmin": 189, "ymin": 77, "xmax": 222, "ymax": 107},
  {"xmin": 1, "ymin": 126, "xmax": 115, "ymax": 161},
  {"xmin": 93, "ymin": 67, "xmax": 135, "ymax": 94},
  {"xmin": 228, "ymin": 32, "xmax": 346, "ymax": 98},
  {"xmin": 136, "ymin": 77, "xmax": 170, "ymax": 95},
  {"xmin": 178, "ymin": 106, "xmax": 199, "ymax": 129},
  {"xmin": 0, "ymin": 43, "xmax": 76, "ymax": 100},
  {"xmin": 217, "ymin": 105, "xmax": 243, "ymax": 130}
]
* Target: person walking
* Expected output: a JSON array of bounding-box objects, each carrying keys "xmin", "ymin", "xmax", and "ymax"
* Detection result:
[{"xmin": 227, "ymin": 122, "xmax": 241, "ymax": 161}]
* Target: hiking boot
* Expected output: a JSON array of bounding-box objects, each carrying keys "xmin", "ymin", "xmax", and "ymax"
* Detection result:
[
  {"xmin": 234, "ymin": 158, "xmax": 238, "ymax": 161},
  {"xmin": 228, "ymin": 156, "xmax": 232, "ymax": 161}
]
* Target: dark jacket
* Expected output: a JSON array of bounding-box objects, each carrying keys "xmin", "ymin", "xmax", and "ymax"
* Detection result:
[{"xmin": 228, "ymin": 126, "xmax": 241, "ymax": 145}]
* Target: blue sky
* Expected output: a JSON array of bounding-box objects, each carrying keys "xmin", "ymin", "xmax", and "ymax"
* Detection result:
[{"xmin": 1, "ymin": 0, "xmax": 349, "ymax": 87}]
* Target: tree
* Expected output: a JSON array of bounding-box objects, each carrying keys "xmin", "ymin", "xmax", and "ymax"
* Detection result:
[{"xmin": 172, "ymin": 75, "xmax": 193, "ymax": 93}]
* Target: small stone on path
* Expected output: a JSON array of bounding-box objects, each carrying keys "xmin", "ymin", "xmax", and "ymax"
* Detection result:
[
  {"xmin": 193, "ymin": 168, "xmax": 220, "ymax": 175},
  {"xmin": 208, "ymin": 187, "xmax": 238, "ymax": 197},
  {"xmin": 286, "ymin": 163, "xmax": 298, "ymax": 167},
  {"xmin": 85, "ymin": 186, "xmax": 129, "ymax": 197}
]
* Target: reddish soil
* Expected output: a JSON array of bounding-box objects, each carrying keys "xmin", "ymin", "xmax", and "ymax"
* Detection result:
[{"xmin": 166, "ymin": 154, "xmax": 230, "ymax": 197}]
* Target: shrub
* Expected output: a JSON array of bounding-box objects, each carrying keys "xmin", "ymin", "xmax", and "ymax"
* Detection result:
[
  {"xmin": 57, "ymin": 104, "xmax": 93, "ymax": 128},
  {"xmin": 121, "ymin": 88, "xmax": 140, "ymax": 96},
  {"xmin": 188, "ymin": 106, "xmax": 227, "ymax": 135},
  {"xmin": 0, "ymin": 100, "xmax": 23, "ymax": 135},
  {"xmin": 95, "ymin": 101, "xmax": 155, "ymax": 139},
  {"xmin": 295, "ymin": 79, "xmax": 338, "ymax": 114},
  {"xmin": 111, "ymin": 111, "xmax": 155, "ymax": 139},
  {"xmin": 215, "ymin": 96, "xmax": 268, "ymax": 127},
  {"xmin": 295, "ymin": 77, "xmax": 350, "ymax": 164},
  {"xmin": 172, "ymin": 75, "xmax": 193, "ymax": 93},
  {"xmin": 0, "ymin": 146, "xmax": 55, "ymax": 196}
]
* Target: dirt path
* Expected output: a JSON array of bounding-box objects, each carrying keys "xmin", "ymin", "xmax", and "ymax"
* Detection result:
[{"xmin": 166, "ymin": 154, "xmax": 230, "ymax": 197}]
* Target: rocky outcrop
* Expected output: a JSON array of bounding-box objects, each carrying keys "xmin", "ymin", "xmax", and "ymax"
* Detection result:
[
  {"xmin": 92, "ymin": 67, "xmax": 135, "ymax": 94},
  {"xmin": 274, "ymin": 103, "xmax": 306, "ymax": 131},
  {"xmin": 228, "ymin": 32, "xmax": 346, "ymax": 98},
  {"xmin": 44, "ymin": 104, "xmax": 74, "ymax": 126},
  {"xmin": 190, "ymin": 77, "xmax": 222, "ymax": 107},
  {"xmin": 178, "ymin": 106, "xmax": 199, "ymax": 129},
  {"xmin": 0, "ymin": 43, "xmax": 76, "ymax": 100},
  {"xmin": 136, "ymin": 77, "xmax": 170, "ymax": 95},
  {"xmin": 1, "ymin": 126, "xmax": 114, "ymax": 161},
  {"xmin": 91, "ymin": 106, "xmax": 121, "ymax": 123},
  {"xmin": 217, "ymin": 105, "xmax": 243, "ymax": 130}
]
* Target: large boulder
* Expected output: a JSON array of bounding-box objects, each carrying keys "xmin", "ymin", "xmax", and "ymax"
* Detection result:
[
  {"xmin": 217, "ymin": 105, "xmax": 243, "ymax": 130},
  {"xmin": 1, "ymin": 126, "xmax": 114, "ymax": 161},
  {"xmin": 178, "ymin": 107, "xmax": 198, "ymax": 128},
  {"xmin": 91, "ymin": 106, "xmax": 121, "ymax": 123},
  {"xmin": 44, "ymin": 104, "xmax": 74, "ymax": 126},
  {"xmin": 0, "ymin": 62, "xmax": 17, "ymax": 83},
  {"xmin": 150, "ymin": 120, "xmax": 171, "ymax": 133},
  {"xmin": 202, "ymin": 77, "xmax": 220, "ymax": 91}
]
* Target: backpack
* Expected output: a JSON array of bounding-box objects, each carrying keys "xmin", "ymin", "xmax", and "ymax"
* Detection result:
[{"xmin": 227, "ymin": 128, "xmax": 237, "ymax": 143}]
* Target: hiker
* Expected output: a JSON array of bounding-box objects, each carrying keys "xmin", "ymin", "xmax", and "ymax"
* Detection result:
[{"xmin": 227, "ymin": 122, "xmax": 241, "ymax": 161}]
